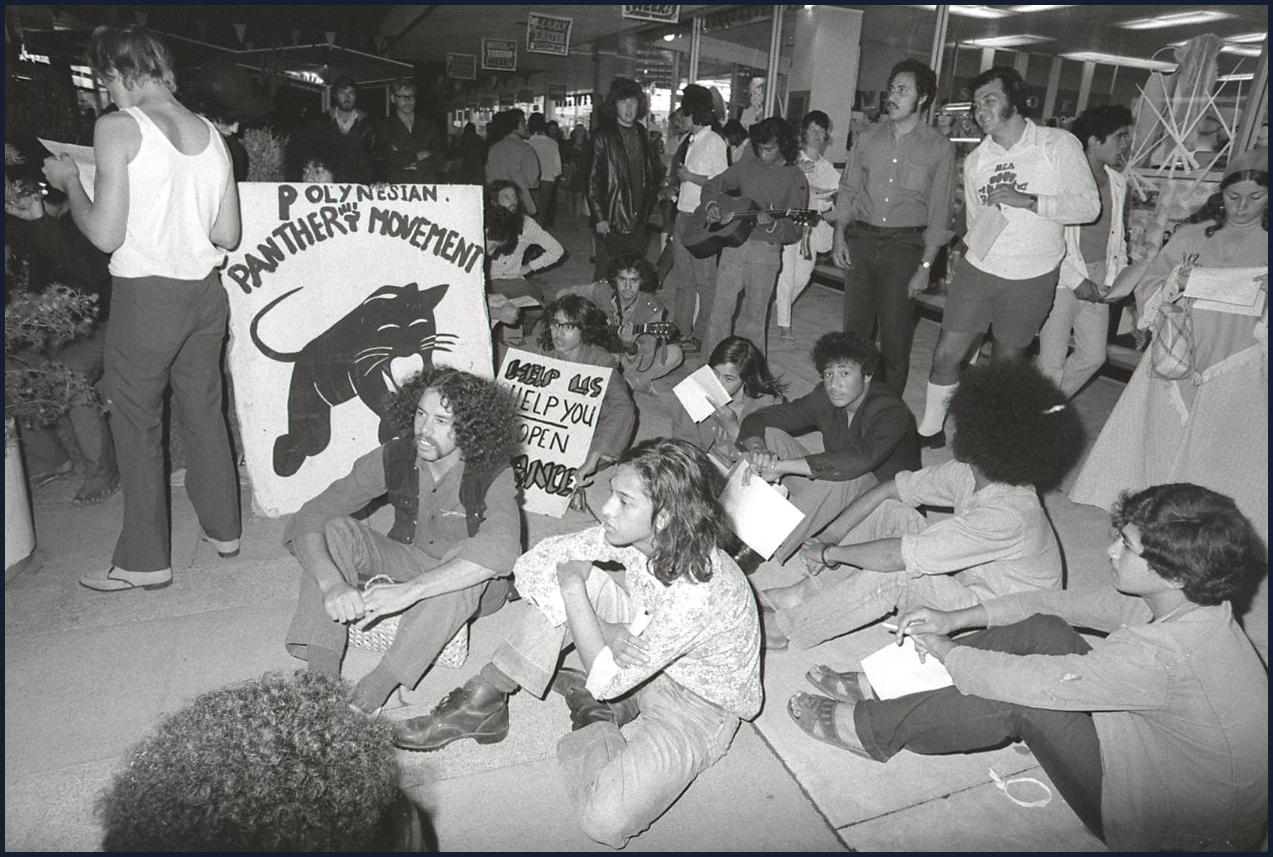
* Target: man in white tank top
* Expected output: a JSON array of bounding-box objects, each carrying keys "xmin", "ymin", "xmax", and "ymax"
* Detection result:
[{"xmin": 44, "ymin": 25, "xmax": 243, "ymax": 592}]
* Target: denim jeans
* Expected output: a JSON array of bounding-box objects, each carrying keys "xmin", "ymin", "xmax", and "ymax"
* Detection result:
[{"xmin": 705, "ymin": 240, "xmax": 782, "ymax": 350}]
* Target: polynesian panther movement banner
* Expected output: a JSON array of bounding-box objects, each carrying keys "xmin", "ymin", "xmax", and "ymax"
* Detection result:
[{"xmin": 224, "ymin": 183, "xmax": 490, "ymax": 516}]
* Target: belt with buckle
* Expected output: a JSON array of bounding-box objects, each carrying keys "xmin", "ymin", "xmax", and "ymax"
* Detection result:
[{"xmin": 850, "ymin": 221, "xmax": 924, "ymax": 236}]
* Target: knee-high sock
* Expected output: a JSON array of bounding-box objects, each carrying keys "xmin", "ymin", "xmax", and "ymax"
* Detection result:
[{"xmin": 918, "ymin": 381, "xmax": 958, "ymax": 436}]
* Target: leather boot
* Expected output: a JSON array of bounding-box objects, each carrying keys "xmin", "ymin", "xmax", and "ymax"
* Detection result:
[
  {"xmin": 551, "ymin": 668, "xmax": 638, "ymax": 731},
  {"xmin": 393, "ymin": 675, "xmax": 509, "ymax": 751}
]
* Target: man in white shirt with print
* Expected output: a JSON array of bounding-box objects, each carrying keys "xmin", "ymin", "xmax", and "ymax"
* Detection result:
[{"xmin": 916, "ymin": 67, "xmax": 1099, "ymax": 447}]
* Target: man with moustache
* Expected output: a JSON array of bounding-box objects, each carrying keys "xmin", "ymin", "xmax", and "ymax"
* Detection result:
[
  {"xmin": 1036, "ymin": 104, "xmax": 1133, "ymax": 397},
  {"xmin": 835, "ymin": 59, "xmax": 955, "ymax": 397},
  {"xmin": 282, "ymin": 369, "xmax": 521, "ymax": 716},
  {"xmin": 916, "ymin": 67, "xmax": 1098, "ymax": 447}
]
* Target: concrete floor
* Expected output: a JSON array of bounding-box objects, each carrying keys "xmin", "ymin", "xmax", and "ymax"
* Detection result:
[{"xmin": 6, "ymin": 212, "xmax": 1137, "ymax": 851}]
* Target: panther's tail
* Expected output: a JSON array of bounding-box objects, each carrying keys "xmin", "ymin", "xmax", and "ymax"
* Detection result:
[{"xmin": 249, "ymin": 288, "xmax": 305, "ymax": 362}]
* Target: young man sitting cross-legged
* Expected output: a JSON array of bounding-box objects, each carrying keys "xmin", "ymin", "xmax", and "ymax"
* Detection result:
[
  {"xmin": 789, "ymin": 483, "xmax": 1268, "ymax": 852},
  {"xmin": 394, "ymin": 438, "xmax": 761, "ymax": 849}
]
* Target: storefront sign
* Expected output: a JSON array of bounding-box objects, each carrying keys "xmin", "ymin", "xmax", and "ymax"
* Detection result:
[
  {"xmin": 481, "ymin": 37, "xmax": 518, "ymax": 72},
  {"xmin": 497, "ymin": 348, "xmax": 612, "ymax": 518},
  {"xmin": 224, "ymin": 183, "xmax": 490, "ymax": 516},
  {"xmin": 447, "ymin": 52, "xmax": 477, "ymax": 81},
  {"xmin": 526, "ymin": 12, "xmax": 573, "ymax": 57},
  {"xmin": 621, "ymin": 5, "xmax": 680, "ymax": 23}
]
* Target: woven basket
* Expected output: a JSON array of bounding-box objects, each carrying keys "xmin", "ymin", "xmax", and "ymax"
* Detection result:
[{"xmin": 347, "ymin": 575, "xmax": 469, "ymax": 668}]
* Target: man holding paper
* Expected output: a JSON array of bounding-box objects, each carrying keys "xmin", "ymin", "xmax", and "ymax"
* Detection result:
[
  {"xmin": 736, "ymin": 332, "xmax": 918, "ymax": 565},
  {"xmin": 789, "ymin": 483, "xmax": 1267, "ymax": 853},
  {"xmin": 394, "ymin": 439, "xmax": 760, "ymax": 849},
  {"xmin": 916, "ymin": 67, "xmax": 1099, "ymax": 448}
]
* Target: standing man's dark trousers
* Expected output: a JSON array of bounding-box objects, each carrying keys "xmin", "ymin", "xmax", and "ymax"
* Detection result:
[
  {"xmin": 594, "ymin": 225, "xmax": 651, "ymax": 280},
  {"xmin": 853, "ymin": 614, "xmax": 1105, "ymax": 841},
  {"xmin": 841, "ymin": 224, "xmax": 926, "ymax": 397},
  {"xmin": 104, "ymin": 272, "xmax": 241, "ymax": 572}
]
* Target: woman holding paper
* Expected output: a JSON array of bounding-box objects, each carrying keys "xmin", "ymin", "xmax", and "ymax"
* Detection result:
[
  {"xmin": 1071, "ymin": 149, "xmax": 1268, "ymax": 549},
  {"xmin": 671, "ymin": 336, "xmax": 785, "ymax": 464}
]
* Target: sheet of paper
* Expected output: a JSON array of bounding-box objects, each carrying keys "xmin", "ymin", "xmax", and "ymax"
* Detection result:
[
  {"xmin": 1193, "ymin": 289, "xmax": 1266, "ymax": 318},
  {"xmin": 508, "ymin": 294, "xmax": 541, "ymax": 309},
  {"xmin": 38, "ymin": 139, "xmax": 96, "ymax": 201},
  {"xmin": 673, "ymin": 364, "xmax": 731, "ymax": 423},
  {"xmin": 717, "ymin": 460, "xmax": 805, "ymax": 559},
  {"xmin": 964, "ymin": 205, "xmax": 1008, "ymax": 262},
  {"xmin": 860, "ymin": 636, "xmax": 954, "ymax": 700},
  {"xmin": 1183, "ymin": 266, "xmax": 1266, "ymax": 306}
]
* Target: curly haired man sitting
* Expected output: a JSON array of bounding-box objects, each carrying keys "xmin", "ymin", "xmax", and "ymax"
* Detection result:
[
  {"xmin": 283, "ymin": 368, "xmax": 521, "ymax": 715},
  {"xmin": 96, "ymin": 671, "xmax": 426, "ymax": 850}
]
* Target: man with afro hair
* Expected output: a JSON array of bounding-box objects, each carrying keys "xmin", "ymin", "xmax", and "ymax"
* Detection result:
[
  {"xmin": 283, "ymin": 367, "xmax": 521, "ymax": 715},
  {"xmin": 96, "ymin": 671, "xmax": 426, "ymax": 850},
  {"xmin": 761, "ymin": 361, "xmax": 1083, "ymax": 650}
]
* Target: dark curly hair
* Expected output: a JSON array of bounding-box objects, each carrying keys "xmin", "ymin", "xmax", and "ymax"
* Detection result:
[
  {"xmin": 1184, "ymin": 168, "xmax": 1268, "ymax": 237},
  {"xmin": 680, "ymin": 83, "xmax": 717, "ymax": 127},
  {"xmin": 971, "ymin": 66, "xmax": 1030, "ymax": 117},
  {"xmin": 1113, "ymin": 483, "xmax": 1265, "ymax": 606},
  {"xmin": 606, "ymin": 251, "xmax": 658, "ymax": 293},
  {"xmin": 537, "ymin": 294, "xmax": 611, "ymax": 351},
  {"xmin": 1071, "ymin": 104, "xmax": 1133, "ymax": 151},
  {"xmin": 749, "ymin": 116, "xmax": 800, "ymax": 164},
  {"xmin": 948, "ymin": 362, "xmax": 1083, "ymax": 490},
  {"xmin": 388, "ymin": 367, "xmax": 519, "ymax": 472},
  {"xmin": 600, "ymin": 77, "xmax": 648, "ymax": 124},
  {"xmin": 97, "ymin": 672, "xmax": 401, "ymax": 851},
  {"xmin": 486, "ymin": 178, "xmax": 527, "ymax": 219},
  {"xmin": 709, "ymin": 336, "xmax": 786, "ymax": 400},
  {"xmin": 812, "ymin": 331, "xmax": 879, "ymax": 376},
  {"xmin": 618, "ymin": 438, "xmax": 730, "ymax": 586}
]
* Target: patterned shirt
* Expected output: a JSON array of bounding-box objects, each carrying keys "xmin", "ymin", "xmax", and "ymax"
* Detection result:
[{"xmin": 512, "ymin": 525, "xmax": 762, "ymax": 719}]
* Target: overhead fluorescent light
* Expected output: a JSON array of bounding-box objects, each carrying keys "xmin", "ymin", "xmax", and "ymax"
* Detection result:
[
  {"xmin": 1221, "ymin": 44, "xmax": 1264, "ymax": 57},
  {"xmin": 662, "ymin": 33, "xmax": 676, "ymax": 42},
  {"xmin": 1118, "ymin": 11, "xmax": 1235, "ymax": 31},
  {"xmin": 1005, "ymin": 5, "xmax": 1073, "ymax": 11},
  {"xmin": 911, "ymin": 5, "xmax": 1017, "ymax": 20},
  {"xmin": 1061, "ymin": 51, "xmax": 1177, "ymax": 72},
  {"xmin": 1217, "ymin": 73, "xmax": 1256, "ymax": 82},
  {"xmin": 1225, "ymin": 32, "xmax": 1268, "ymax": 44},
  {"xmin": 965, "ymin": 34, "xmax": 1053, "ymax": 48}
]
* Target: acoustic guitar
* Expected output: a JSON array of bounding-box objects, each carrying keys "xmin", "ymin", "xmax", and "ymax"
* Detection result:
[
  {"xmin": 607, "ymin": 320, "xmax": 680, "ymax": 373},
  {"xmin": 682, "ymin": 195, "xmax": 820, "ymax": 258}
]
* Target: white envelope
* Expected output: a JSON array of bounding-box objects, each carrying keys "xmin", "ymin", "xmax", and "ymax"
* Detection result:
[{"xmin": 718, "ymin": 460, "xmax": 805, "ymax": 559}]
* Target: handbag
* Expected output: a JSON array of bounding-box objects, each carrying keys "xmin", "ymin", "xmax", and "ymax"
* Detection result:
[
  {"xmin": 1148, "ymin": 262, "xmax": 1200, "ymax": 383},
  {"xmin": 347, "ymin": 574, "xmax": 469, "ymax": 668}
]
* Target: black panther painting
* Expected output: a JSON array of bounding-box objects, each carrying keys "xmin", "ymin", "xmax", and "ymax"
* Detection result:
[{"xmin": 250, "ymin": 282, "xmax": 457, "ymax": 477}]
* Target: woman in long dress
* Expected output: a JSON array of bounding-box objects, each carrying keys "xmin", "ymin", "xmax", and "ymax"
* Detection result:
[{"xmin": 1071, "ymin": 147, "xmax": 1267, "ymax": 656}]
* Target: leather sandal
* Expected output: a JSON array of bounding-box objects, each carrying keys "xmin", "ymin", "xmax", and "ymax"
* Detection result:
[
  {"xmin": 805, "ymin": 665, "xmax": 872, "ymax": 704},
  {"xmin": 787, "ymin": 692, "xmax": 874, "ymax": 760},
  {"xmin": 73, "ymin": 475, "xmax": 120, "ymax": 506},
  {"xmin": 393, "ymin": 676, "xmax": 509, "ymax": 752}
]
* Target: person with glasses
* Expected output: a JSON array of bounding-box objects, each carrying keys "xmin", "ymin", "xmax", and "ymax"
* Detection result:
[
  {"xmin": 377, "ymin": 79, "xmax": 441, "ymax": 184},
  {"xmin": 735, "ymin": 332, "xmax": 918, "ymax": 569},
  {"xmin": 760, "ymin": 361, "xmax": 1081, "ymax": 651},
  {"xmin": 790, "ymin": 482, "xmax": 1267, "ymax": 852},
  {"xmin": 515, "ymin": 295, "xmax": 636, "ymax": 497}
]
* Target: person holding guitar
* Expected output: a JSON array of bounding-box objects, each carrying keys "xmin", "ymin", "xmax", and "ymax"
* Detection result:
[
  {"xmin": 699, "ymin": 117, "xmax": 809, "ymax": 350},
  {"xmin": 559, "ymin": 253, "xmax": 684, "ymax": 395}
]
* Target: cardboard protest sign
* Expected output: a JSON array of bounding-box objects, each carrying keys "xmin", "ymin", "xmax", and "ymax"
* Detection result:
[
  {"xmin": 497, "ymin": 347, "xmax": 612, "ymax": 518},
  {"xmin": 527, "ymin": 12, "xmax": 573, "ymax": 56},
  {"xmin": 224, "ymin": 183, "xmax": 489, "ymax": 516}
]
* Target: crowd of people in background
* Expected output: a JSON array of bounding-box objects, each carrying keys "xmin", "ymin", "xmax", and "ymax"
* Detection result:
[{"xmin": 6, "ymin": 21, "xmax": 1267, "ymax": 853}]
